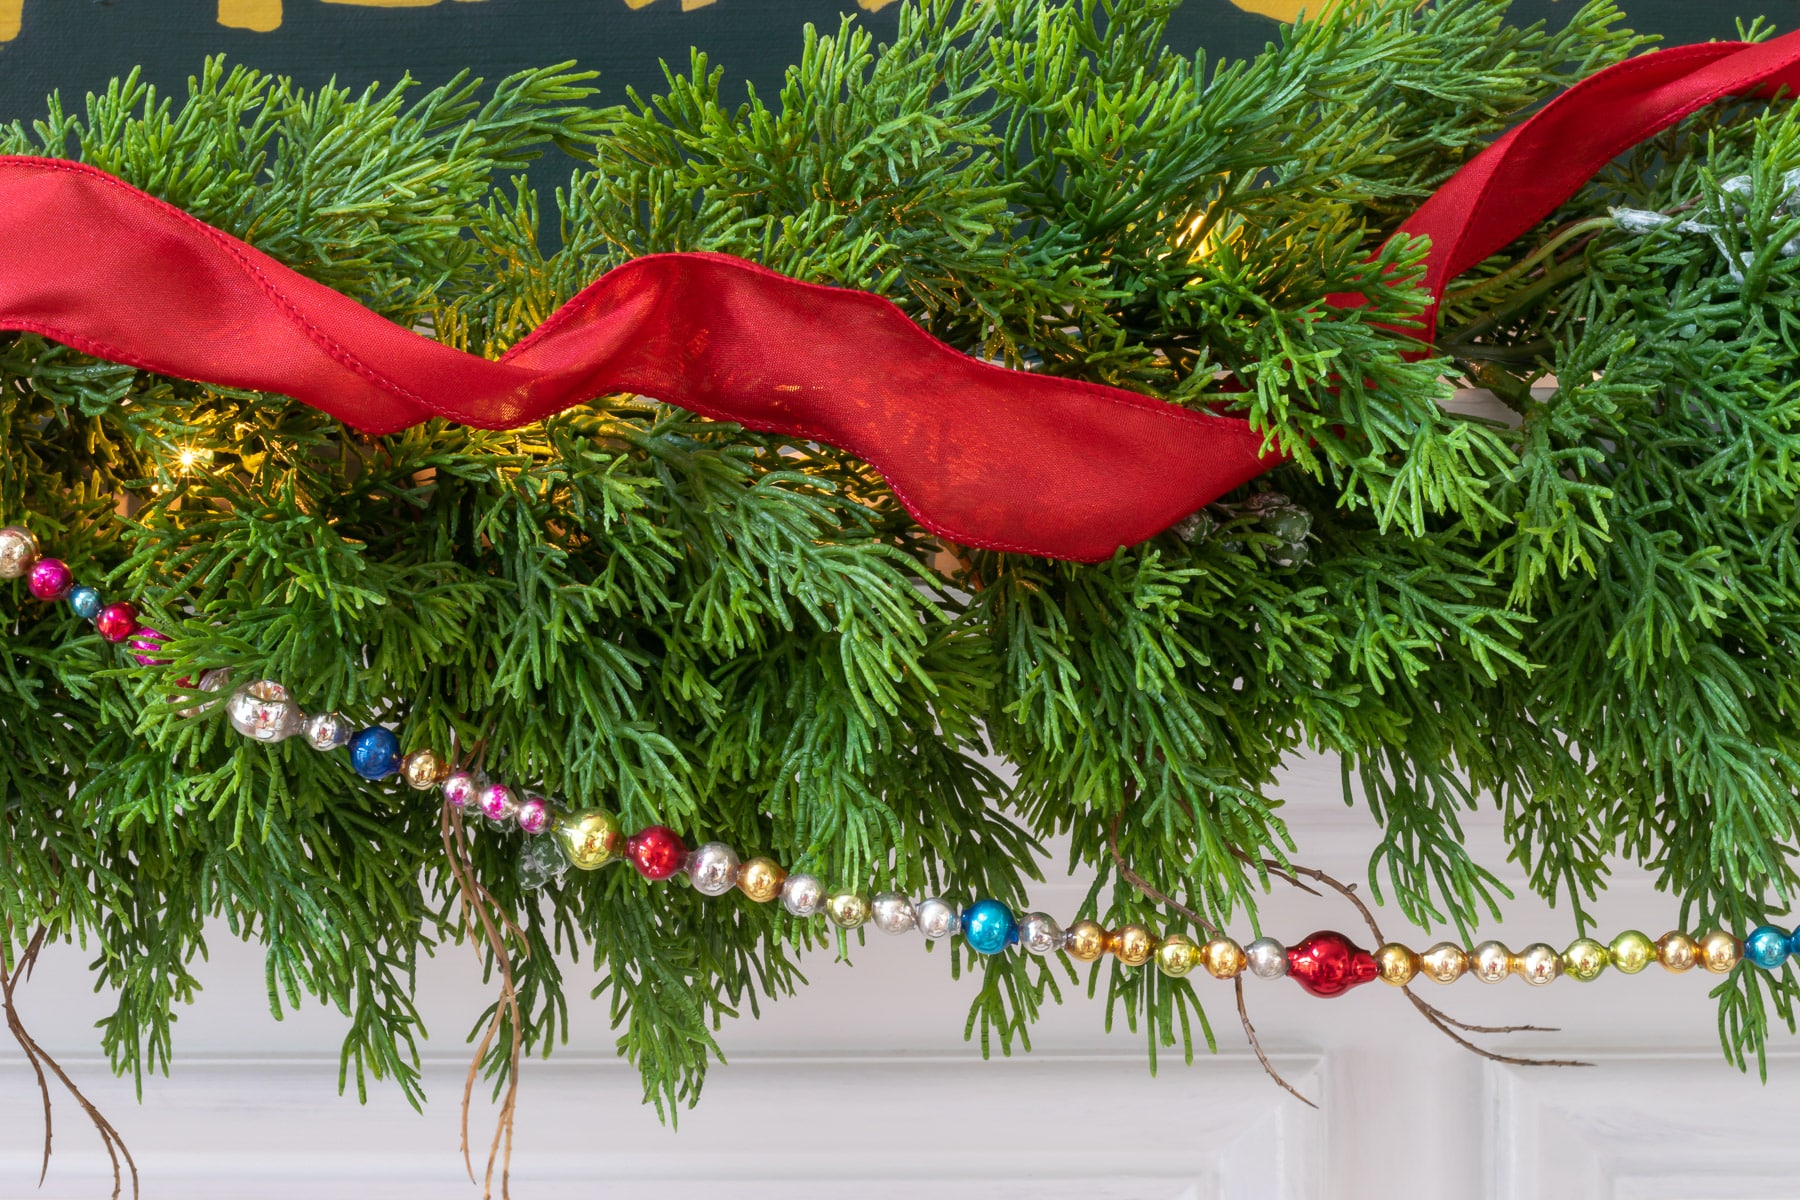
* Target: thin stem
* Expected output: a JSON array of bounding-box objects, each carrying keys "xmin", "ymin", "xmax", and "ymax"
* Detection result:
[
  {"xmin": 1257, "ymin": 855, "xmax": 1590, "ymax": 1070},
  {"xmin": 0, "ymin": 926, "xmax": 139, "ymax": 1199},
  {"xmin": 1105, "ymin": 808, "xmax": 1318, "ymax": 1101}
]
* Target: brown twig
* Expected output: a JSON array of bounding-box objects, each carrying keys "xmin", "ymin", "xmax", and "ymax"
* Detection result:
[
  {"xmin": 1106, "ymin": 811, "xmax": 1321, "ymax": 1103},
  {"xmin": 439, "ymin": 800, "xmax": 530, "ymax": 1200},
  {"xmin": 1255, "ymin": 855, "xmax": 1590, "ymax": 1069},
  {"xmin": 0, "ymin": 925, "xmax": 139, "ymax": 1199},
  {"xmin": 1106, "ymin": 811, "xmax": 1220, "ymax": 939},
  {"xmin": 1233, "ymin": 976, "xmax": 1316, "ymax": 1108}
]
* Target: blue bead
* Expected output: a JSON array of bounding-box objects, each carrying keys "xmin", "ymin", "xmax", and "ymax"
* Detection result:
[
  {"xmin": 347, "ymin": 727, "xmax": 402, "ymax": 780},
  {"xmin": 1747, "ymin": 926, "xmax": 1790, "ymax": 969},
  {"xmin": 67, "ymin": 586, "xmax": 103, "ymax": 620},
  {"xmin": 961, "ymin": 899, "xmax": 1018, "ymax": 955}
]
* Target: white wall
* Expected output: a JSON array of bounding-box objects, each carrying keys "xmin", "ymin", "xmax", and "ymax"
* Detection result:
[{"xmin": 1, "ymin": 752, "xmax": 1789, "ymax": 1199}]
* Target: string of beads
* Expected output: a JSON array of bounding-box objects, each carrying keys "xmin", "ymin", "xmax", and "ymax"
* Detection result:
[{"xmin": 3, "ymin": 522, "xmax": 1787, "ymax": 999}]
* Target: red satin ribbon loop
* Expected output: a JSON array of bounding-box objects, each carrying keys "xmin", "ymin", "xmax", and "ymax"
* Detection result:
[{"xmin": 2, "ymin": 31, "xmax": 1799, "ymax": 560}]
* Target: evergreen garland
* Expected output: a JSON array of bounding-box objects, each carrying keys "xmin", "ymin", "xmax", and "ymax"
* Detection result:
[{"xmin": 1, "ymin": 0, "xmax": 1796, "ymax": 1140}]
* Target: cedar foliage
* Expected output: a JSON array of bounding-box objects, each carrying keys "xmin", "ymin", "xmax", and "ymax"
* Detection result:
[{"xmin": 1, "ymin": 0, "xmax": 1797, "ymax": 1122}]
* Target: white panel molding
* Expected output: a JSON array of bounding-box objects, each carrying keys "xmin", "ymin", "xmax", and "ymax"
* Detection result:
[
  {"xmin": 1488, "ymin": 1051, "xmax": 1800, "ymax": 1200},
  {"xmin": 0, "ymin": 1050, "xmax": 1325, "ymax": 1200}
]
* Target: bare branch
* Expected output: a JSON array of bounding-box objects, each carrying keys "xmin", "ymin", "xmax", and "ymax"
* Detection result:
[
  {"xmin": 1, "ymin": 925, "xmax": 139, "ymax": 1199},
  {"xmin": 1234, "ymin": 976, "xmax": 1316, "ymax": 1108}
]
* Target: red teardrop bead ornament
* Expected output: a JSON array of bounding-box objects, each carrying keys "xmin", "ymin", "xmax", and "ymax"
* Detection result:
[
  {"xmin": 1286, "ymin": 930, "xmax": 1380, "ymax": 998},
  {"xmin": 626, "ymin": 825, "xmax": 688, "ymax": 881}
]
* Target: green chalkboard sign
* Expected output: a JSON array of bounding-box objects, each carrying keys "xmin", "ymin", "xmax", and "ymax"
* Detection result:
[{"xmin": 0, "ymin": 1, "xmax": 1791, "ymax": 125}]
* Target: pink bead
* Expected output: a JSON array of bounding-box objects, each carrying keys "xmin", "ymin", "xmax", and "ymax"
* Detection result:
[
  {"xmin": 130, "ymin": 627, "xmax": 168, "ymax": 667},
  {"xmin": 478, "ymin": 784, "xmax": 517, "ymax": 822},
  {"xmin": 442, "ymin": 771, "xmax": 478, "ymax": 808},
  {"xmin": 516, "ymin": 795, "xmax": 551, "ymax": 836},
  {"xmin": 94, "ymin": 601, "xmax": 139, "ymax": 644},
  {"xmin": 26, "ymin": 558, "xmax": 73, "ymax": 601}
]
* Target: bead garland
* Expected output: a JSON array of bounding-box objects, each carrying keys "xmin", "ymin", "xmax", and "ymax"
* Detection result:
[{"xmin": 4, "ymin": 522, "xmax": 1793, "ymax": 998}]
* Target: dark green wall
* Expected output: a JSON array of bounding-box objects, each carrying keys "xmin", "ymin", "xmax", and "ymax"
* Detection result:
[{"xmin": 0, "ymin": 1, "xmax": 1792, "ymax": 126}]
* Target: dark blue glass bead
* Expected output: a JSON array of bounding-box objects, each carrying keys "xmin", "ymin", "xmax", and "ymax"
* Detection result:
[
  {"xmin": 68, "ymin": 585, "xmax": 103, "ymax": 620},
  {"xmin": 348, "ymin": 726, "xmax": 402, "ymax": 780},
  {"xmin": 1746, "ymin": 926, "xmax": 1790, "ymax": 969},
  {"xmin": 961, "ymin": 898, "xmax": 1018, "ymax": 955}
]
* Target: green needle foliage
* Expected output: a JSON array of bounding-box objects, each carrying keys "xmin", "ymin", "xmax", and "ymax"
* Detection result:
[{"xmin": 0, "ymin": 0, "xmax": 1795, "ymax": 1128}]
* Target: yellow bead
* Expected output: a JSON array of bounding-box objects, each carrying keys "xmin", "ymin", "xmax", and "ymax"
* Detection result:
[
  {"xmin": 736, "ymin": 857, "xmax": 787, "ymax": 903},
  {"xmin": 1374, "ymin": 943, "xmax": 1420, "ymax": 987},
  {"xmin": 1111, "ymin": 925, "xmax": 1154, "ymax": 968},
  {"xmin": 1563, "ymin": 938, "xmax": 1608, "ymax": 982},
  {"xmin": 1514, "ymin": 943, "xmax": 1562, "ymax": 987},
  {"xmin": 825, "ymin": 891, "xmax": 870, "ymax": 929},
  {"xmin": 1156, "ymin": 935, "xmax": 1199, "ymax": 978},
  {"xmin": 1609, "ymin": 930, "xmax": 1655, "ymax": 975},
  {"xmin": 1657, "ymin": 931, "xmax": 1699, "ymax": 973},
  {"xmin": 400, "ymin": 749, "xmax": 449, "ymax": 791},
  {"xmin": 1064, "ymin": 921, "xmax": 1109, "ymax": 963},
  {"xmin": 553, "ymin": 808, "xmax": 625, "ymax": 870},
  {"xmin": 1201, "ymin": 938, "xmax": 1247, "ymax": 980},
  {"xmin": 1471, "ymin": 940, "xmax": 1513, "ymax": 984},
  {"xmin": 1418, "ymin": 942, "xmax": 1469, "ymax": 984},
  {"xmin": 1698, "ymin": 930, "xmax": 1742, "ymax": 974}
]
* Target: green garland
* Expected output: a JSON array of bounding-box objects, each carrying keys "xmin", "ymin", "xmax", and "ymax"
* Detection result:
[{"xmin": 1, "ymin": 0, "xmax": 1796, "ymax": 1142}]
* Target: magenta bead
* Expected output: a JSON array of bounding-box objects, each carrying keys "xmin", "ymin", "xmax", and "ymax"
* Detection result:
[
  {"xmin": 516, "ymin": 795, "xmax": 551, "ymax": 836},
  {"xmin": 129, "ymin": 627, "xmax": 168, "ymax": 667},
  {"xmin": 26, "ymin": 558, "xmax": 73, "ymax": 601},
  {"xmin": 442, "ymin": 771, "xmax": 478, "ymax": 808}
]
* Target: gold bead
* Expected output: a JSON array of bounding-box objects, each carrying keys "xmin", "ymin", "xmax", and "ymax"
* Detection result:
[
  {"xmin": 825, "ymin": 891, "xmax": 870, "ymax": 929},
  {"xmin": 1609, "ymin": 930, "xmax": 1655, "ymax": 974},
  {"xmin": 1698, "ymin": 930, "xmax": 1742, "ymax": 974},
  {"xmin": 1657, "ymin": 931, "xmax": 1699, "ymax": 972},
  {"xmin": 1418, "ymin": 942, "xmax": 1469, "ymax": 984},
  {"xmin": 1471, "ymin": 940, "xmax": 1514, "ymax": 984},
  {"xmin": 1514, "ymin": 943, "xmax": 1562, "ymax": 987},
  {"xmin": 1111, "ymin": 925, "xmax": 1154, "ymax": 967},
  {"xmin": 553, "ymin": 808, "xmax": 625, "ymax": 870},
  {"xmin": 1563, "ymin": 938, "xmax": 1609, "ymax": 982},
  {"xmin": 1064, "ymin": 920, "xmax": 1109, "ymax": 962},
  {"xmin": 1201, "ymin": 937, "xmax": 1247, "ymax": 980},
  {"xmin": 400, "ymin": 748, "xmax": 449, "ymax": 791},
  {"xmin": 1374, "ymin": 943, "xmax": 1420, "ymax": 987},
  {"xmin": 736, "ymin": 857, "xmax": 787, "ymax": 903},
  {"xmin": 1156, "ymin": 935, "xmax": 1199, "ymax": 978}
]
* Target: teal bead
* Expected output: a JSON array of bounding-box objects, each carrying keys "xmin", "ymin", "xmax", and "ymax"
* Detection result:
[
  {"xmin": 961, "ymin": 899, "xmax": 1017, "ymax": 955},
  {"xmin": 68, "ymin": 585, "xmax": 103, "ymax": 620},
  {"xmin": 1747, "ymin": 925, "xmax": 1796, "ymax": 969}
]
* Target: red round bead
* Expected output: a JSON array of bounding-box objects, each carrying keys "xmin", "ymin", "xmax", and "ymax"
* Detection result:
[
  {"xmin": 1286, "ymin": 930, "xmax": 1380, "ymax": 998},
  {"xmin": 626, "ymin": 825, "xmax": 688, "ymax": 881},
  {"xmin": 26, "ymin": 558, "xmax": 74, "ymax": 601},
  {"xmin": 94, "ymin": 601, "xmax": 140, "ymax": 644}
]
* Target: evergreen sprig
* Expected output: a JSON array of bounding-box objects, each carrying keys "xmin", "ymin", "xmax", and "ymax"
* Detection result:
[{"xmin": 1, "ymin": 0, "xmax": 1794, "ymax": 1132}]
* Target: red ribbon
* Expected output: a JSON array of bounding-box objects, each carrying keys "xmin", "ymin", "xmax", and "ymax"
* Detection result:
[{"xmin": 3, "ymin": 33, "xmax": 1799, "ymax": 561}]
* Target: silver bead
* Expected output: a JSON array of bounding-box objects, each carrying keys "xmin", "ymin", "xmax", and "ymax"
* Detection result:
[
  {"xmin": 225, "ymin": 680, "xmax": 305, "ymax": 743},
  {"xmin": 177, "ymin": 668, "xmax": 232, "ymax": 719},
  {"xmin": 1245, "ymin": 937, "xmax": 1289, "ymax": 979},
  {"xmin": 303, "ymin": 711, "xmax": 353, "ymax": 752},
  {"xmin": 870, "ymin": 893, "xmax": 917, "ymax": 935},
  {"xmin": 687, "ymin": 842, "xmax": 741, "ymax": 897},
  {"xmin": 781, "ymin": 873, "xmax": 826, "ymax": 917},
  {"xmin": 0, "ymin": 526, "xmax": 39, "ymax": 580},
  {"xmin": 914, "ymin": 897, "xmax": 960, "ymax": 941},
  {"xmin": 1017, "ymin": 912, "xmax": 1064, "ymax": 956}
]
